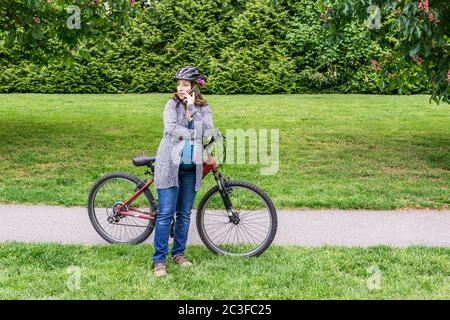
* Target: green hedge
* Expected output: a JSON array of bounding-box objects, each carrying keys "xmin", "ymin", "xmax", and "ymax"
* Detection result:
[{"xmin": 0, "ymin": 0, "xmax": 432, "ymax": 94}]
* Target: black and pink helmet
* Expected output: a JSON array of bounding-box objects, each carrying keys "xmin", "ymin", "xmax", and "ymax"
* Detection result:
[{"xmin": 173, "ymin": 66, "xmax": 206, "ymax": 87}]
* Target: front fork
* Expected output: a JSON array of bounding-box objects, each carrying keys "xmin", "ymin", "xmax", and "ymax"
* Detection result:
[
  {"xmin": 164, "ymin": 170, "xmax": 239, "ymax": 238},
  {"xmin": 213, "ymin": 170, "xmax": 240, "ymax": 224}
]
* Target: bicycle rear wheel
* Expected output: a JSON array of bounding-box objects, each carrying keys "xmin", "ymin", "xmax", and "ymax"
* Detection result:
[
  {"xmin": 196, "ymin": 180, "xmax": 277, "ymax": 257},
  {"xmin": 87, "ymin": 172, "xmax": 156, "ymax": 244}
]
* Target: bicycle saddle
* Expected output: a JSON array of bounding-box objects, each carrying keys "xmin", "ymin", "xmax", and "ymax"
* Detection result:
[{"xmin": 132, "ymin": 155, "xmax": 156, "ymax": 167}]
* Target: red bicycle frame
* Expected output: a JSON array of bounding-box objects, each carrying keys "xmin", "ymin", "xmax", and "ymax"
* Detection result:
[{"xmin": 116, "ymin": 154, "xmax": 217, "ymax": 220}]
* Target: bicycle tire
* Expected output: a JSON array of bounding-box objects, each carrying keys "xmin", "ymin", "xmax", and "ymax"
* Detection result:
[
  {"xmin": 87, "ymin": 172, "xmax": 156, "ymax": 244},
  {"xmin": 196, "ymin": 180, "xmax": 277, "ymax": 257}
]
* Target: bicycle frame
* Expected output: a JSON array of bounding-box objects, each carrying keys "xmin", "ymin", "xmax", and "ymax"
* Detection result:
[{"xmin": 115, "ymin": 153, "xmax": 228, "ymax": 221}]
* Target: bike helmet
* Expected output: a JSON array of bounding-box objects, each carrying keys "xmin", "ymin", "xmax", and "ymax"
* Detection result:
[{"xmin": 173, "ymin": 66, "xmax": 206, "ymax": 87}]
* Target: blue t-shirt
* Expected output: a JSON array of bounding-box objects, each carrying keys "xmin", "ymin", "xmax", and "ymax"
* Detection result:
[{"xmin": 179, "ymin": 119, "xmax": 195, "ymax": 171}]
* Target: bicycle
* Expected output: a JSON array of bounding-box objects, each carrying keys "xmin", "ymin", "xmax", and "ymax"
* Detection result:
[{"xmin": 87, "ymin": 129, "xmax": 277, "ymax": 257}]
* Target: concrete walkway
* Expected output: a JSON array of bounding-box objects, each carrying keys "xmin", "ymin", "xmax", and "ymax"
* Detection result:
[{"xmin": 0, "ymin": 205, "xmax": 449, "ymax": 247}]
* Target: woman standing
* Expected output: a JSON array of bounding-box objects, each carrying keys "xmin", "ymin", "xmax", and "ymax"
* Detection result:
[{"xmin": 153, "ymin": 66, "xmax": 214, "ymax": 277}]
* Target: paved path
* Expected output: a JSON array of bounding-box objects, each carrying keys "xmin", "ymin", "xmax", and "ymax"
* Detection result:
[{"xmin": 0, "ymin": 205, "xmax": 449, "ymax": 247}]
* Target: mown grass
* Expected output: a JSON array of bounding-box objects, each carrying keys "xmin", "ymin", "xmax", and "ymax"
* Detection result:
[
  {"xmin": 0, "ymin": 93, "xmax": 448, "ymax": 209},
  {"xmin": 0, "ymin": 243, "xmax": 448, "ymax": 299}
]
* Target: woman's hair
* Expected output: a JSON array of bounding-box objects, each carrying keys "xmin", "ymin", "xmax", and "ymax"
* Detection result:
[{"xmin": 172, "ymin": 82, "xmax": 208, "ymax": 107}]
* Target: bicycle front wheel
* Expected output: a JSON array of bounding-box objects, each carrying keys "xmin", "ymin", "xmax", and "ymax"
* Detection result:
[{"xmin": 196, "ymin": 180, "xmax": 277, "ymax": 257}]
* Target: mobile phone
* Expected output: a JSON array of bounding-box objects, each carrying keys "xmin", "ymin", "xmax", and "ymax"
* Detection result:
[{"xmin": 188, "ymin": 85, "xmax": 200, "ymax": 96}]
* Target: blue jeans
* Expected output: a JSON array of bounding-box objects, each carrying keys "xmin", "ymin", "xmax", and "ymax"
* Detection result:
[{"xmin": 153, "ymin": 169, "xmax": 197, "ymax": 264}]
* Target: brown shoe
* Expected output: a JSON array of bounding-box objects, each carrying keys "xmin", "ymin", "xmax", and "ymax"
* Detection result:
[
  {"xmin": 172, "ymin": 255, "xmax": 193, "ymax": 267},
  {"xmin": 153, "ymin": 262, "xmax": 167, "ymax": 277}
]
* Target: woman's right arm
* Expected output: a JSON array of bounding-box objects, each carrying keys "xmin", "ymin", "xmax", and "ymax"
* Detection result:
[{"xmin": 163, "ymin": 100, "xmax": 195, "ymax": 139}]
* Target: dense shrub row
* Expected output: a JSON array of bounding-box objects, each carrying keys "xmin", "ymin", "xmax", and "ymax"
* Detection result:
[{"xmin": 0, "ymin": 0, "xmax": 431, "ymax": 94}]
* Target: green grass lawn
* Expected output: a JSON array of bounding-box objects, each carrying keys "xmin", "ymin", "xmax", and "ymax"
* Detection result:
[
  {"xmin": 0, "ymin": 93, "xmax": 448, "ymax": 209},
  {"xmin": 0, "ymin": 243, "xmax": 448, "ymax": 299}
]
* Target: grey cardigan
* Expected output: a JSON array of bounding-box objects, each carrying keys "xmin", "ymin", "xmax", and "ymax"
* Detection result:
[{"xmin": 154, "ymin": 97, "xmax": 214, "ymax": 192}]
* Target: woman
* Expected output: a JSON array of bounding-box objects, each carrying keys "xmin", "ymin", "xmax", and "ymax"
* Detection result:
[{"xmin": 152, "ymin": 66, "xmax": 214, "ymax": 277}]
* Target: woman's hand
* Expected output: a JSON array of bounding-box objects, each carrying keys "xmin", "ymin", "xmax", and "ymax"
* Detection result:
[{"xmin": 182, "ymin": 92, "xmax": 195, "ymax": 106}]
